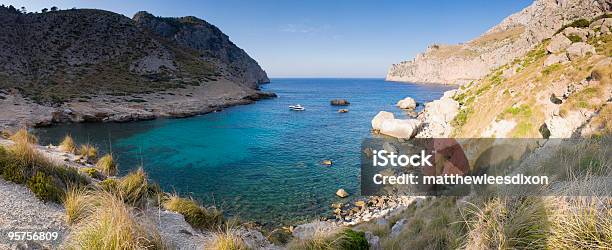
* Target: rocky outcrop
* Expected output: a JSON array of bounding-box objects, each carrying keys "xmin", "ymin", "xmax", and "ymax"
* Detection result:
[
  {"xmin": 396, "ymin": 97, "xmax": 417, "ymax": 110},
  {"xmin": 415, "ymin": 90, "xmax": 460, "ymax": 138},
  {"xmin": 132, "ymin": 11, "xmax": 269, "ymax": 88},
  {"xmin": 566, "ymin": 42, "xmax": 596, "ymax": 60},
  {"xmin": 386, "ymin": 0, "xmax": 611, "ymax": 84}
]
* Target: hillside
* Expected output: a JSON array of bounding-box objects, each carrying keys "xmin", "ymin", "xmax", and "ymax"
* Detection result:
[
  {"xmin": 0, "ymin": 6, "xmax": 272, "ymax": 129},
  {"xmin": 386, "ymin": 0, "xmax": 611, "ymax": 85}
]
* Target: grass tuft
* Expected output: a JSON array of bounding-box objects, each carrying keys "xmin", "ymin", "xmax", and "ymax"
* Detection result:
[
  {"xmin": 96, "ymin": 154, "xmax": 118, "ymax": 176},
  {"xmin": 9, "ymin": 128, "xmax": 38, "ymax": 144},
  {"xmin": 208, "ymin": 228, "xmax": 250, "ymax": 250},
  {"xmin": 79, "ymin": 144, "xmax": 98, "ymax": 161},
  {"xmin": 163, "ymin": 194, "xmax": 224, "ymax": 230},
  {"xmin": 59, "ymin": 135, "xmax": 77, "ymax": 153}
]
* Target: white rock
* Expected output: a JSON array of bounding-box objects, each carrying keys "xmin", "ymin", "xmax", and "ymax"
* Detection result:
[
  {"xmin": 545, "ymin": 111, "xmax": 591, "ymax": 138},
  {"xmin": 379, "ymin": 119, "xmax": 421, "ymax": 139},
  {"xmin": 546, "ymin": 34, "xmax": 572, "ymax": 53},
  {"xmin": 292, "ymin": 221, "xmax": 339, "ymax": 240},
  {"xmin": 566, "ymin": 42, "xmax": 596, "ymax": 61},
  {"xmin": 601, "ymin": 18, "xmax": 612, "ymax": 34},
  {"xmin": 365, "ymin": 231, "xmax": 381, "ymax": 250},
  {"xmin": 371, "ymin": 111, "xmax": 394, "ymax": 130},
  {"xmin": 390, "ymin": 219, "xmax": 407, "ymax": 238},
  {"xmin": 396, "ymin": 97, "xmax": 417, "ymax": 110},
  {"xmin": 336, "ymin": 188, "xmax": 349, "ymax": 198},
  {"xmin": 543, "ymin": 53, "xmax": 569, "ymax": 67}
]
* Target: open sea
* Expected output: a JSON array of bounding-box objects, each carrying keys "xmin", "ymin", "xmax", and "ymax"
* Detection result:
[{"xmin": 36, "ymin": 78, "xmax": 454, "ymax": 226}]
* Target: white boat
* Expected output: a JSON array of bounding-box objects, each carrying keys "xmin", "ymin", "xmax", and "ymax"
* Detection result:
[{"xmin": 289, "ymin": 104, "xmax": 305, "ymax": 111}]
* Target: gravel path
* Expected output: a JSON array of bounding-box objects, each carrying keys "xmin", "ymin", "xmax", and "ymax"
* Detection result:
[{"xmin": 0, "ymin": 178, "xmax": 68, "ymax": 249}]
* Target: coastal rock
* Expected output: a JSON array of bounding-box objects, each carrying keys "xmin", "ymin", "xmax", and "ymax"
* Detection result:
[
  {"xmin": 338, "ymin": 109, "xmax": 349, "ymax": 113},
  {"xmin": 544, "ymin": 53, "xmax": 569, "ymax": 66},
  {"xmin": 371, "ymin": 111, "xmax": 395, "ymax": 131},
  {"xmin": 546, "ymin": 34, "xmax": 572, "ymax": 53},
  {"xmin": 336, "ymin": 189, "xmax": 349, "ymax": 198},
  {"xmin": 396, "ymin": 97, "xmax": 417, "ymax": 110},
  {"xmin": 330, "ymin": 99, "xmax": 350, "ymax": 106},
  {"xmin": 566, "ymin": 42, "xmax": 596, "ymax": 61},
  {"xmin": 390, "ymin": 219, "xmax": 407, "ymax": 238},
  {"xmin": 292, "ymin": 221, "xmax": 339, "ymax": 240},
  {"xmin": 386, "ymin": 0, "xmax": 611, "ymax": 84},
  {"xmin": 379, "ymin": 119, "xmax": 421, "ymax": 139},
  {"xmin": 416, "ymin": 96, "xmax": 459, "ymax": 137},
  {"xmin": 322, "ymin": 160, "xmax": 333, "ymax": 166}
]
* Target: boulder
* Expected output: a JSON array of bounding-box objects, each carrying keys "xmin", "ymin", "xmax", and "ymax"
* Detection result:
[
  {"xmin": 336, "ymin": 189, "xmax": 349, "ymax": 198},
  {"xmin": 546, "ymin": 34, "xmax": 572, "ymax": 53},
  {"xmin": 396, "ymin": 97, "xmax": 417, "ymax": 110},
  {"xmin": 322, "ymin": 160, "xmax": 333, "ymax": 166},
  {"xmin": 563, "ymin": 27, "xmax": 589, "ymax": 42},
  {"xmin": 390, "ymin": 219, "xmax": 407, "ymax": 238},
  {"xmin": 543, "ymin": 53, "xmax": 569, "ymax": 67},
  {"xmin": 566, "ymin": 42, "xmax": 596, "ymax": 61},
  {"xmin": 379, "ymin": 119, "xmax": 421, "ymax": 139},
  {"xmin": 545, "ymin": 111, "xmax": 590, "ymax": 138},
  {"xmin": 292, "ymin": 221, "xmax": 339, "ymax": 240},
  {"xmin": 371, "ymin": 111, "xmax": 394, "ymax": 131},
  {"xmin": 330, "ymin": 99, "xmax": 350, "ymax": 106}
]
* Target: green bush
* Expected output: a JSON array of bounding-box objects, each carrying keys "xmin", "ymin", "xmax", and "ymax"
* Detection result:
[
  {"xmin": 567, "ymin": 34, "xmax": 583, "ymax": 43},
  {"xmin": 27, "ymin": 172, "xmax": 63, "ymax": 202},
  {"xmin": 337, "ymin": 229, "xmax": 369, "ymax": 250},
  {"xmin": 3, "ymin": 162, "xmax": 26, "ymax": 184}
]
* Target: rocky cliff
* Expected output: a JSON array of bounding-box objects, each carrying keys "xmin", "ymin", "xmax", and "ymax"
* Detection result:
[
  {"xmin": 386, "ymin": 0, "xmax": 612, "ymax": 85},
  {"xmin": 0, "ymin": 6, "xmax": 273, "ymax": 129},
  {"xmin": 133, "ymin": 11, "xmax": 269, "ymax": 89}
]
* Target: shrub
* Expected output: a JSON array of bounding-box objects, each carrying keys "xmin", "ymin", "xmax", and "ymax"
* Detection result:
[
  {"xmin": 65, "ymin": 191, "xmax": 165, "ymax": 249},
  {"xmin": 336, "ymin": 229, "xmax": 368, "ymax": 250},
  {"xmin": 27, "ymin": 172, "xmax": 63, "ymax": 202},
  {"xmin": 79, "ymin": 167, "xmax": 102, "ymax": 179},
  {"xmin": 163, "ymin": 194, "xmax": 224, "ymax": 230},
  {"xmin": 567, "ymin": 34, "xmax": 583, "ymax": 43},
  {"xmin": 9, "ymin": 128, "xmax": 38, "ymax": 144},
  {"xmin": 567, "ymin": 18, "xmax": 590, "ymax": 28},
  {"xmin": 117, "ymin": 169, "xmax": 149, "ymax": 208},
  {"xmin": 209, "ymin": 229, "xmax": 249, "ymax": 250},
  {"xmin": 96, "ymin": 154, "xmax": 117, "ymax": 176},
  {"xmin": 59, "ymin": 135, "xmax": 77, "ymax": 153},
  {"xmin": 79, "ymin": 144, "xmax": 98, "ymax": 160},
  {"xmin": 100, "ymin": 178, "xmax": 118, "ymax": 192},
  {"xmin": 64, "ymin": 188, "xmax": 98, "ymax": 225},
  {"xmin": 451, "ymin": 108, "xmax": 472, "ymax": 127}
]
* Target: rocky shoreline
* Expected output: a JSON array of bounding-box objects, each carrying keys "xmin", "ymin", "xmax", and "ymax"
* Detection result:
[{"xmin": 0, "ymin": 80, "xmax": 276, "ymax": 131}]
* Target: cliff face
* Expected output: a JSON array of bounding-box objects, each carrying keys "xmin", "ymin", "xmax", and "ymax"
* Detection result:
[
  {"xmin": 386, "ymin": 0, "xmax": 612, "ymax": 85},
  {"xmin": 133, "ymin": 11, "xmax": 269, "ymax": 89},
  {"xmin": 0, "ymin": 7, "xmax": 268, "ymax": 105}
]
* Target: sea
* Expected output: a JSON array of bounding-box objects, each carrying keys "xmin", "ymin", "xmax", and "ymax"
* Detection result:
[{"xmin": 36, "ymin": 78, "xmax": 454, "ymax": 226}]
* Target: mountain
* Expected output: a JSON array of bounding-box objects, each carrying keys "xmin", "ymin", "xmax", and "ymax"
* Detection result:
[
  {"xmin": 133, "ymin": 11, "xmax": 269, "ymax": 89},
  {"xmin": 0, "ymin": 6, "xmax": 272, "ymax": 128},
  {"xmin": 386, "ymin": 0, "xmax": 611, "ymax": 85}
]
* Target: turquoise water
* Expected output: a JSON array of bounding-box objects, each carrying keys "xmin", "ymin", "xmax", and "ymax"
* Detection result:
[{"xmin": 36, "ymin": 78, "xmax": 454, "ymax": 226}]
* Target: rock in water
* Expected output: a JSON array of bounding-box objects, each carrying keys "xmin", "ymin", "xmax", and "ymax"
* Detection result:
[
  {"xmin": 322, "ymin": 160, "xmax": 333, "ymax": 166},
  {"xmin": 336, "ymin": 189, "xmax": 349, "ymax": 198},
  {"xmin": 379, "ymin": 119, "xmax": 421, "ymax": 139},
  {"xmin": 396, "ymin": 97, "xmax": 417, "ymax": 110},
  {"xmin": 338, "ymin": 109, "xmax": 349, "ymax": 113},
  {"xmin": 371, "ymin": 111, "xmax": 395, "ymax": 131},
  {"xmin": 330, "ymin": 99, "xmax": 350, "ymax": 106}
]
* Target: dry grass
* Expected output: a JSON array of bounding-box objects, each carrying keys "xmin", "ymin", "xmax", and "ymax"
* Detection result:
[
  {"xmin": 96, "ymin": 154, "xmax": 118, "ymax": 176},
  {"xmin": 116, "ymin": 168, "xmax": 149, "ymax": 208},
  {"xmin": 162, "ymin": 194, "xmax": 224, "ymax": 230},
  {"xmin": 65, "ymin": 190, "xmax": 165, "ymax": 249},
  {"xmin": 64, "ymin": 188, "xmax": 99, "ymax": 225},
  {"xmin": 59, "ymin": 135, "xmax": 77, "ymax": 153},
  {"xmin": 9, "ymin": 128, "xmax": 38, "ymax": 144},
  {"xmin": 207, "ymin": 228, "xmax": 249, "ymax": 250},
  {"xmin": 79, "ymin": 144, "xmax": 98, "ymax": 160}
]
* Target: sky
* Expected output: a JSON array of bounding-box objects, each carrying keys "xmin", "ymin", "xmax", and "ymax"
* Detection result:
[{"xmin": 3, "ymin": 0, "xmax": 533, "ymax": 78}]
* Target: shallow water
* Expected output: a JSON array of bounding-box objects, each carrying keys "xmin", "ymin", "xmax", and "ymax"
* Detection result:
[{"xmin": 36, "ymin": 78, "xmax": 454, "ymax": 226}]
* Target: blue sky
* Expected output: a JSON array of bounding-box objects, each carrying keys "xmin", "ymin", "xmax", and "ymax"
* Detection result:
[{"xmin": 4, "ymin": 0, "xmax": 533, "ymax": 77}]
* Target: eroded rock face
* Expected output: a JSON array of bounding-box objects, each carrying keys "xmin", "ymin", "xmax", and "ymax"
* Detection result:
[
  {"xmin": 566, "ymin": 42, "xmax": 596, "ymax": 61},
  {"xmin": 132, "ymin": 11, "xmax": 269, "ymax": 88},
  {"xmin": 545, "ymin": 110, "xmax": 592, "ymax": 138},
  {"xmin": 386, "ymin": 0, "xmax": 611, "ymax": 84}
]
